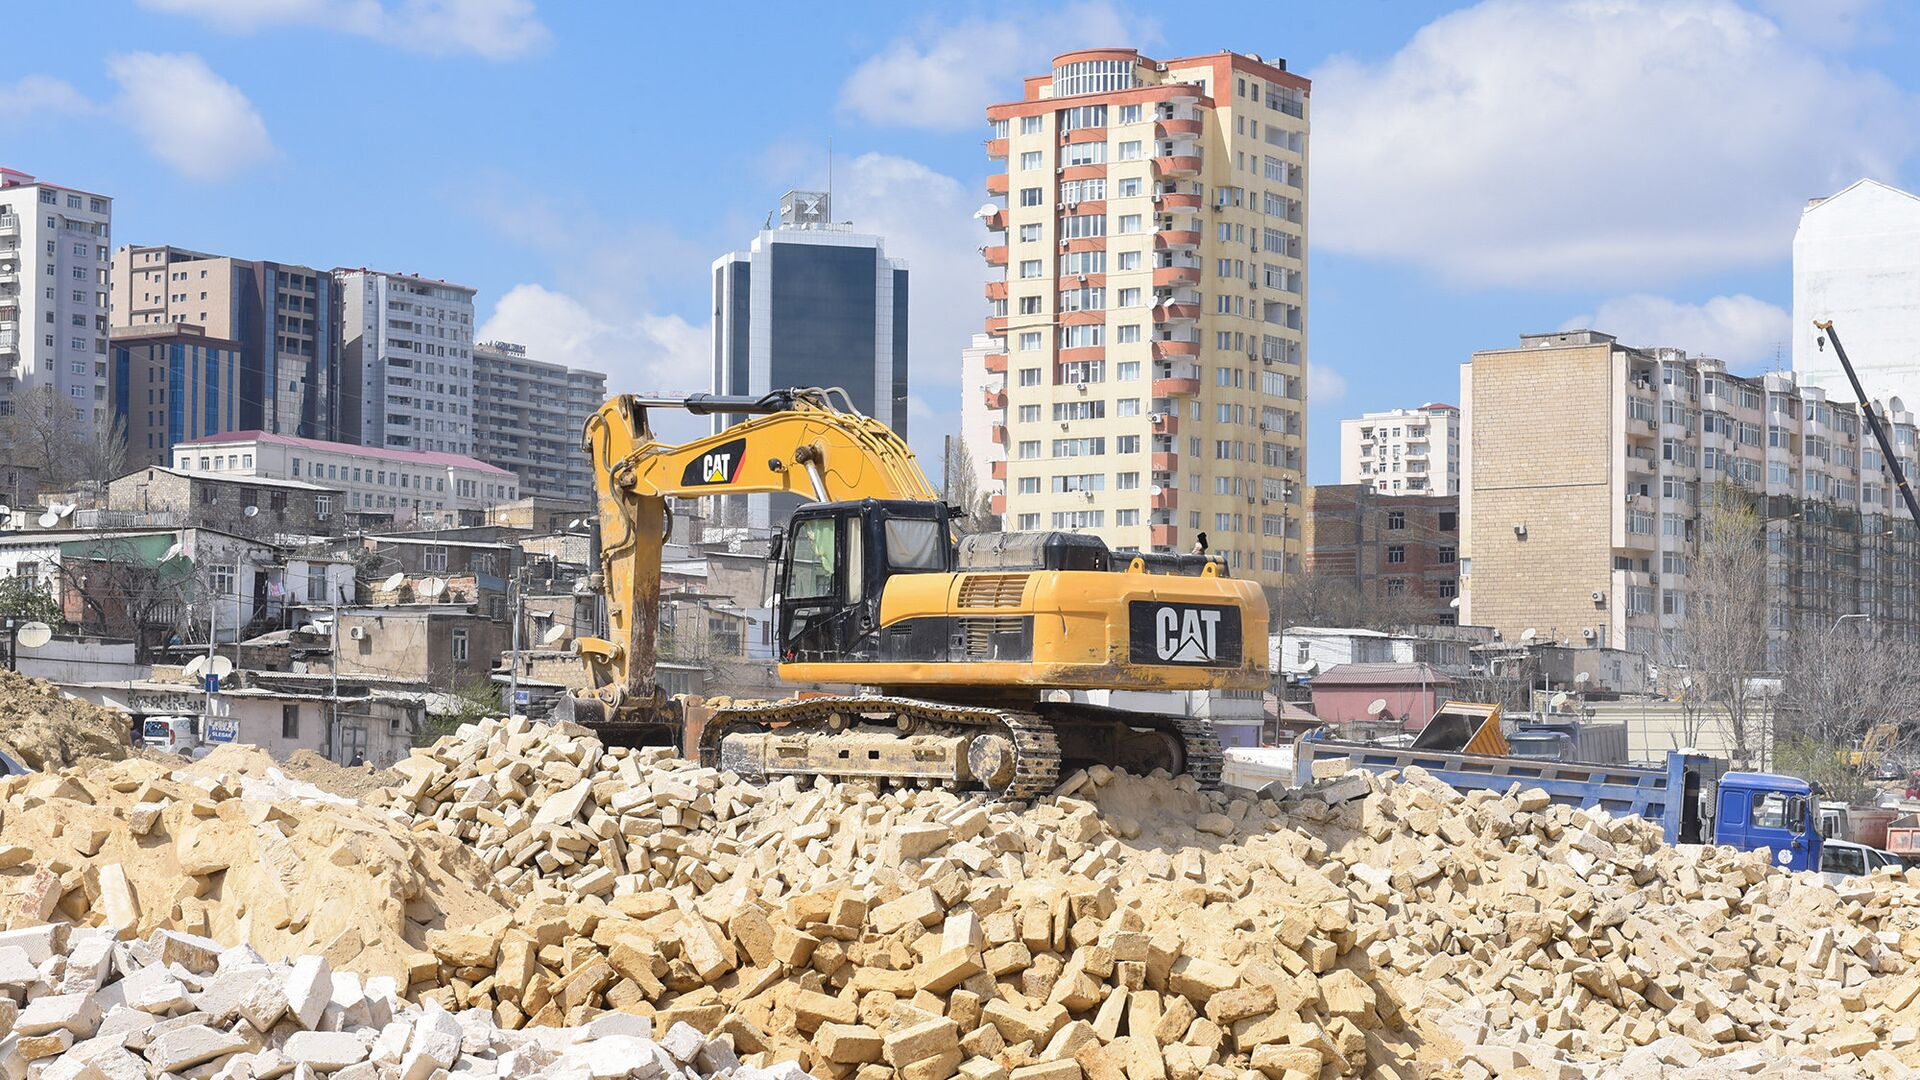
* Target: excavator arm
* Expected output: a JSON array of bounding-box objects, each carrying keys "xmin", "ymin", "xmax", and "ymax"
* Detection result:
[{"xmin": 563, "ymin": 387, "xmax": 936, "ymax": 736}]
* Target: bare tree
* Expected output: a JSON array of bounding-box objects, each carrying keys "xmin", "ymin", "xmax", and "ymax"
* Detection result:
[
  {"xmin": 1681, "ymin": 481, "xmax": 1771, "ymax": 767},
  {"xmin": 1773, "ymin": 621, "xmax": 1920, "ymax": 805},
  {"xmin": 1272, "ymin": 569, "xmax": 1434, "ymax": 633},
  {"xmin": 47, "ymin": 533, "xmax": 195, "ymax": 660},
  {"xmin": 943, "ymin": 436, "xmax": 998, "ymax": 537},
  {"xmin": 0, "ymin": 386, "xmax": 128, "ymax": 491}
]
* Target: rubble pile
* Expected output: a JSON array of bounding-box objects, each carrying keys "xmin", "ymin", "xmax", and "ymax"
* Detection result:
[
  {"xmin": 0, "ymin": 670, "xmax": 131, "ymax": 770},
  {"xmin": 8, "ymin": 712, "xmax": 1920, "ymax": 1077},
  {"xmin": 367, "ymin": 717, "xmax": 1920, "ymax": 1077},
  {"xmin": 0, "ymin": 922, "xmax": 781, "ymax": 1080},
  {"xmin": 0, "ymin": 750, "xmax": 507, "ymax": 984}
]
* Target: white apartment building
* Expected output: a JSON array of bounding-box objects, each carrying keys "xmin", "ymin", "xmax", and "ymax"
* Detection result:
[
  {"xmin": 472, "ymin": 340, "xmax": 606, "ymax": 505},
  {"xmin": 0, "ymin": 168, "xmax": 113, "ymax": 436},
  {"xmin": 957, "ymin": 333, "xmax": 1006, "ymax": 502},
  {"xmin": 1339, "ymin": 403, "xmax": 1460, "ymax": 496},
  {"xmin": 335, "ymin": 269, "xmax": 476, "ymax": 456},
  {"xmin": 172, "ymin": 430, "xmax": 517, "ymax": 528},
  {"xmin": 1793, "ymin": 179, "xmax": 1920, "ymax": 412}
]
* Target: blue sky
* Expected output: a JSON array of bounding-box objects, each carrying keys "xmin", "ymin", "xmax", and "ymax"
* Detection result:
[{"xmin": 5, "ymin": 0, "xmax": 1919, "ymax": 482}]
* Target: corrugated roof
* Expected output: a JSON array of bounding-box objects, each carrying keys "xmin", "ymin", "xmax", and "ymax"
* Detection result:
[
  {"xmin": 175, "ymin": 430, "xmax": 512, "ymax": 477},
  {"xmin": 1310, "ymin": 662, "xmax": 1456, "ymax": 687}
]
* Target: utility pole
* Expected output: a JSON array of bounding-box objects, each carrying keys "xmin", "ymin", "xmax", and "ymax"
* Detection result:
[{"xmin": 507, "ymin": 575, "xmax": 522, "ymax": 719}]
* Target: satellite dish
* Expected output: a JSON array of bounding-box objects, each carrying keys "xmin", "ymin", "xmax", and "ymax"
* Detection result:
[
  {"xmin": 419, "ymin": 576, "xmax": 448, "ymax": 599},
  {"xmin": 1550, "ymin": 691, "xmax": 1570, "ymax": 710},
  {"xmin": 243, "ymin": 505, "xmax": 259, "ymax": 518},
  {"xmin": 36, "ymin": 508, "xmax": 60, "ymax": 528},
  {"xmin": 14, "ymin": 622, "xmax": 51, "ymax": 649},
  {"xmin": 568, "ymin": 518, "xmax": 586, "ymax": 530},
  {"xmin": 0, "ymin": 505, "xmax": 11, "ymax": 526},
  {"xmin": 161, "ymin": 542, "xmax": 185, "ymax": 563},
  {"xmin": 1574, "ymin": 671, "xmax": 1590, "ymax": 685},
  {"xmin": 381, "ymin": 572, "xmax": 406, "ymax": 593},
  {"xmin": 183, "ymin": 656, "xmax": 208, "ymax": 680},
  {"xmin": 1366, "ymin": 698, "xmax": 1389, "ymax": 717},
  {"xmin": 1520, "ymin": 627, "xmax": 1538, "ymax": 643},
  {"xmin": 209, "ymin": 656, "xmax": 234, "ymax": 679},
  {"xmin": 1448, "ymin": 597, "xmax": 1462, "ymax": 609},
  {"xmin": 541, "ymin": 623, "xmax": 569, "ymax": 645},
  {"xmin": 972, "ymin": 203, "xmax": 1000, "ymax": 220},
  {"xmin": 299, "ymin": 623, "xmax": 323, "ymax": 635}
]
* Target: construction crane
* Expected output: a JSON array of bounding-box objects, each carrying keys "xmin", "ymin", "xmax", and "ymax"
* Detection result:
[{"xmin": 560, "ymin": 387, "xmax": 1268, "ymax": 798}]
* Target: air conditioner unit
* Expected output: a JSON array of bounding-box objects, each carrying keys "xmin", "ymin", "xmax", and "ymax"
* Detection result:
[
  {"xmin": 1591, "ymin": 591, "xmax": 1605, "ymax": 604},
  {"xmin": 347, "ymin": 626, "xmax": 367, "ymax": 640},
  {"xmin": 1582, "ymin": 628, "xmax": 1598, "ymax": 641},
  {"xmin": 1060, "ymin": 239, "xmax": 1070, "ymax": 249},
  {"xmin": 1148, "ymin": 412, "xmax": 1164, "ymax": 423},
  {"xmin": 1057, "ymin": 167, "xmax": 1066, "ymax": 175},
  {"xmin": 1075, "ymin": 381, "xmax": 1089, "ymax": 393},
  {"xmin": 1151, "ymin": 194, "xmax": 1163, "ymax": 203}
]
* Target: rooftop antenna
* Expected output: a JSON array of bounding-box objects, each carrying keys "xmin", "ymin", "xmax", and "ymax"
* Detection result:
[{"xmin": 827, "ymin": 135, "xmax": 833, "ymax": 214}]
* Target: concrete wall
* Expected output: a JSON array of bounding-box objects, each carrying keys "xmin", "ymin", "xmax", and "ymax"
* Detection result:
[
  {"xmin": 1584, "ymin": 698, "xmax": 1775, "ymax": 771},
  {"xmin": 14, "ymin": 637, "xmax": 143, "ymax": 685},
  {"xmin": 1794, "ymin": 181, "xmax": 1920, "ymax": 416}
]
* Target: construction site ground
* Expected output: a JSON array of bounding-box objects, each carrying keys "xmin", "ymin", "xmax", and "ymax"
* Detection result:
[{"xmin": 0, "ymin": 668, "xmax": 1917, "ymax": 1078}]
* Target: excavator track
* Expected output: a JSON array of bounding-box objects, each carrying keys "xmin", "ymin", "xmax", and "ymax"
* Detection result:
[
  {"xmin": 701, "ymin": 696, "xmax": 1063, "ymax": 801},
  {"xmin": 700, "ymin": 696, "xmax": 1224, "ymax": 800}
]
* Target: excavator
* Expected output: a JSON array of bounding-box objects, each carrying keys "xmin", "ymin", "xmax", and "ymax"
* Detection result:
[{"xmin": 558, "ymin": 387, "xmax": 1269, "ymax": 798}]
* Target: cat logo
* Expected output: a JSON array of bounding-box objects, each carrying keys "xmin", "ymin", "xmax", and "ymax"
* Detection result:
[
  {"xmin": 1127, "ymin": 601, "xmax": 1242, "ymax": 666},
  {"xmin": 680, "ymin": 437, "xmax": 748, "ymax": 487}
]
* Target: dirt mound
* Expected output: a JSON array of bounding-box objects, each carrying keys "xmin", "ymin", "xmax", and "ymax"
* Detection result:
[
  {"xmin": 0, "ymin": 669, "xmax": 132, "ymax": 769},
  {"xmin": 282, "ymin": 747, "xmax": 398, "ymax": 798}
]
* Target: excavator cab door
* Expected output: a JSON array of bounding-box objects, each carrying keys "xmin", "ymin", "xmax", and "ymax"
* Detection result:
[{"xmin": 775, "ymin": 500, "xmax": 953, "ymax": 664}]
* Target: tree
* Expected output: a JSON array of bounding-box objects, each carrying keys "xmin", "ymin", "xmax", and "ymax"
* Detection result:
[
  {"xmin": 0, "ymin": 386, "xmax": 128, "ymax": 491},
  {"xmin": 1678, "ymin": 480, "xmax": 1771, "ymax": 767},
  {"xmin": 415, "ymin": 677, "xmax": 500, "ymax": 746},
  {"xmin": 1271, "ymin": 569, "xmax": 1434, "ymax": 633},
  {"xmin": 1773, "ymin": 622, "xmax": 1920, "ymax": 805},
  {"xmin": 0, "ymin": 576, "xmax": 62, "ymax": 627},
  {"xmin": 944, "ymin": 436, "xmax": 999, "ymax": 537},
  {"xmin": 47, "ymin": 533, "xmax": 195, "ymax": 661}
]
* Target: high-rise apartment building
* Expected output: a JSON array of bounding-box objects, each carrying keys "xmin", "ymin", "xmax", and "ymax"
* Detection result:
[
  {"xmin": 712, "ymin": 190, "xmax": 908, "ymax": 529},
  {"xmin": 108, "ymin": 324, "xmax": 244, "ymax": 468},
  {"xmin": 1462, "ymin": 330, "xmax": 1920, "ymax": 659},
  {"xmin": 1793, "ymin": 178, "xmax": 1920, "ymax": 412},
  {"xmin": 111, "ymin": 245, "xmax": 337, "ymax": 439},
  {"xmin": 976, "ymin": 49, "xmax": 1309, "ymax": 582},
  {"xmin": 1339, "ymin": 404, "xmax": 1459, "ymax": 496},
  {"xmin": 335, "ymin": 269, "xmax": 476, "ymax": 456},
  {"xmin": 472, "ymin": 340, "xmax": 606, "ymax": 505},
  {"xmin": 957, "ymin": 332, "xmax": 1007, "ymax": 509},
  {"xmin": 0, "ymin": 168, "xmax": 113, "ymax": 436}
]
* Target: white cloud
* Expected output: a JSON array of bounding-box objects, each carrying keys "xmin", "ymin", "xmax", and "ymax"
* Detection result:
[
  {"xmin": 136, "ymin": 0, "xmax": 549, "ymax": 60},
  {"xmin": 1561, "ymin": 293, "xmax": 1791, "ymax": 366},
  {"xmin": 105, "ymin": 53, "xmax": 276, "ymax": 182},
  {"xmin": 1308, "ymin": 365, "xmax": 1348, "ymax": 405},
  {"xmin": 1313, "ymin": 0, "xmax": 1916, "ymax": 287},
  {"xmin": 839, "ymin": 3, "xmax": 1158, "ymax": 130},
  {"xmin": 0, "ymin": 75, "xmax": 96, "ymax": 116}
]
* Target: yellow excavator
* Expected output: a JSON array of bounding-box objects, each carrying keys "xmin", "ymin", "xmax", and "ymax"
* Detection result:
[{"xmin": 561, "ymin": 387, "xmax": 1269, "ymax": 798}]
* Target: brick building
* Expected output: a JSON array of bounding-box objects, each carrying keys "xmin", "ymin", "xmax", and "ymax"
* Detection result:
[{"xmin": 1303, "ymin": 483, "xmax": 1460, "ymax": 624}]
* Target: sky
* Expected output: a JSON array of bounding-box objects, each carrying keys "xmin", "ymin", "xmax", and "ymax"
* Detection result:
[{"xmin": 5, "ymin": 0, "xmax": 1919, "ymax": 483}]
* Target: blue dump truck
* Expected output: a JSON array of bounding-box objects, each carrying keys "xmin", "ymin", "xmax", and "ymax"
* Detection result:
[{"xmin": 1292, "ymin": 701, "xmax": 1825, "ymax": 872}]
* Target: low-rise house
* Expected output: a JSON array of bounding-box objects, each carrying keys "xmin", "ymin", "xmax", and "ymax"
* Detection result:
[
  {"xmin": 105, "ymin": 466, "xmax": 343, "ymax": 537},
  {"xmin": 1308, "ymin": 662, "xmax": 1456, "ymax": 731}
]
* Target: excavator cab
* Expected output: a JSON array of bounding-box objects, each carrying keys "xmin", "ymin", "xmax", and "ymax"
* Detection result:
[{"xmin": 775, "ymin": 499, "xmax": 953, "ymax": 664}]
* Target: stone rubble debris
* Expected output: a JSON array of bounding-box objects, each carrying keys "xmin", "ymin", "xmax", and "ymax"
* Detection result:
[{"xmin": 3, "ymin": 712, "xmax": 1920, "ymax": 1076}]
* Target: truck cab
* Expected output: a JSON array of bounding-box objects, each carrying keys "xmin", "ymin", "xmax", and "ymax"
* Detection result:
[{"xmin": 1713, "ymin": 772, "xmax": 1822, "ymax": 872}]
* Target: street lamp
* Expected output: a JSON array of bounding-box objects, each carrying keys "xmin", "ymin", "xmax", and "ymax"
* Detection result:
[{"xmin": 1833, "ymin": 613, "xmax": 1871, "ymax": 633}]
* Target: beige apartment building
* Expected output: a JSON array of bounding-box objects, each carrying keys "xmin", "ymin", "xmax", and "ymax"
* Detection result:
[
  {"xmin": 111, "ymin": 244, "xmax": 337, "ymax": 440},
  {"xmin": 972, "ymin": 48, "xmax": 1309, "ymax": 582},
  {"xmin": 1462, "ymin": 330, "xmax": 1920, "ymax": 660}
]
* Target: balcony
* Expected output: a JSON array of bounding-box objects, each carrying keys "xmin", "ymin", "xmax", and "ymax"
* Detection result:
[
  {"xmin": 1151, "ymin": 452, "xmax": 1179, "ymax": 472},
  {"xmin": 991, "ymin": 460, "xmax": 1007, "ymax": 481},
  {"xmin": 983, "ymin": 389, "xmax": 1007, "ymax": 410},
  {"xmin": 1151, "ymin": 413, "xmax": 1177, "ymax": 435},
  {"xmin": 989, "ymin": 494, "xmax": 1006, "ymax": 515},
  {"xmin": 982, "ymin": 245, "xmax": 1008, "ymax": 267},
  {"xmin": 0, "ymin": 216, "xmax": 16, "ymax": 236},
  {"xmin": 986, "ymin": 174, "xmax": 1009, "ymax": 197},
  {"xmin": 1155, "ymin": 190, "xmax": 1203, "ymax": 212},
  {"xmin": 1153, "ymin": 301, "xmax": 1200, "ymax": 324},
  {"xmin": 984, "ymin": 316, "xmax": 1008, "ymax": 335},
  {"xmin": 984, "ymin": 352, "xmax": 1008, "ymax": 374},
  {"xmin": 1154, "ymin": 118, "xmax": 1204, "ymax": 139},
  {"xmin": 982, "ymin": 208, "xmax": 1007, "ymax": 232},
  {"xmin": 1152, "ymin": 339, "xmax": 1201, "ymax": 359},
  {"xmin": 1151, "ymin": 488, "xmax": 1177, "ymax": 510},
  {"xmin": 1152, "ymin": 265, "xmax": 1201, "ymax": 288},
  {"xmin": 985, "ymin": 138, "xmax": 1008, "ymax": 160},
  {"xmin": 1154, "ymin": 229, "xmax": 1202, "ymax": 250},
  {"xmin": 1151, "ymin": 154, "xmax": 1203, "ymax": 177},
  {"xmin": 984, "ymin": 281, "xmax": 1007, "ymax": 301},
  {"xmin": 1150, "ymin": 524, "xmax": 1179, "ymax": 549},
  {"xmin": 1153, "ymin": 376, "xmax": 1200, "ymax": 398},
  {"xmin": 990, "ymin": 423, "xmax": 1007, "ymax": 445}
]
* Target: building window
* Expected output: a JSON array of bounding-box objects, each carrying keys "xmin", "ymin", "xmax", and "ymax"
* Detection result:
[
  {"xmin": 282, "ymin": 704, "xmax": 300, "ymax": 739},
  {"xmin": 317, "ymin": 495, "xmax": 332, "ymax": 520},
  {"xmin": 1018, "ymin": 514, "xmax": 1041, "ymax": 530},
  {"xmin": 1019, "ymin": 188, "xmax": 1043, "ymax": 207},
  {"xmin": 1437, "ymin": 510, "xmax": 1457, "ymax": 531},
  {"xmin": 1385, "ymin": 578, "xmax": 1405, "ymax": 596},
  {"xmin": 1386, "ymin": 510, "xmax": 1405, "ymax": 530},
  {"xmin": 1386, "ymin": 545, "xmax": 1406, "ymax": 564},
  {"xmin": 1438, "ymin": 580, "xmax": 1458, "ymax": 598},
  {"xmin": 451, "ymin": 628, "xmax": 469, "ymax": 664},
  {"xmin": 1437, "ymin": 546, "xmax": 1455, "ymax": 564}
]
